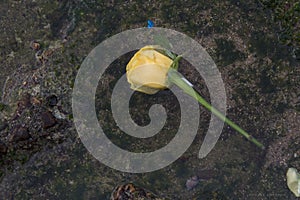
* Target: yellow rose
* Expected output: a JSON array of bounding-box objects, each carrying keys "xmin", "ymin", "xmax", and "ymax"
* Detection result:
[
  {"xmin": 126, "ymin": 45, "xmax": 173, "ymax": 94},
  {"xmin": 125, "ymin": 46, "xmax": 264, "ymax": 149}
]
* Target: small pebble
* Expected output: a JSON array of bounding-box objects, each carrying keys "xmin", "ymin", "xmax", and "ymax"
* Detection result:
[
  {"xmin": 30, "ymin": 40, "xmax": 40, "ymax": 51},
  {"xmin": 53, "ymin": 108, "xmax": 66, "ymax": 120},
  {"xmin": 186, "ymin": 176, "xmax": 199, "ymax": 190},
  {"xmin": 41, "ymin": 111, "xmax": 56, "ymax": 129}
]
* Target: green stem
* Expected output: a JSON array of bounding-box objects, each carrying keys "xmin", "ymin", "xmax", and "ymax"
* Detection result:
[{"xmin": 168, "ymin": 68, "xmax": 264, "ymax": 149}]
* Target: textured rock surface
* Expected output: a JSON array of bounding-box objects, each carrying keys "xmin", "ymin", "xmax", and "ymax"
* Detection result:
[{"xmin": 0, "ymin": 0, "xmax": 299, "ymax": 199}]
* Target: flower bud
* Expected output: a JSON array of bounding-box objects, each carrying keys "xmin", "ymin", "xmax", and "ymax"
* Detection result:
[{"xmin": 126, "ymin": 46, "xmax": 173, "ymax": 94}]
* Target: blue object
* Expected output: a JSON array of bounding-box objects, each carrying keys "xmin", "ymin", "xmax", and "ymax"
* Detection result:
[{"xmin": 147, "ymin": 20, "xmax": 154, "ymax": 28}]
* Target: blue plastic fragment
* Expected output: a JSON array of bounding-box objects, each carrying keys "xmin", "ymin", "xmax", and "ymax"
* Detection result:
[{"xmin": 147, "ymin": 20, "xmax": 154, "ymax": 28}]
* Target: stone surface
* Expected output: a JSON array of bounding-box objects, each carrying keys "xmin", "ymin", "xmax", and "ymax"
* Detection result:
[{"xmin": 0, "ymin": 0, "xmax": 298, "ymax": 199}]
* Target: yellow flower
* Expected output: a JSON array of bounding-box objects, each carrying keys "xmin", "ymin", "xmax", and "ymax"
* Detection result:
[
  {"xmin": 125, "ymin": 46, "xmax": 264, "ymax": 149},
  {"xmin": 126, "ymin": 45, "xmax": 173, "ymax": 94}
]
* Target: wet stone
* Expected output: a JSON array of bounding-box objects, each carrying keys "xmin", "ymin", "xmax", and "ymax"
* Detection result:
[
  {"xmin": 41, "ymin": 111, "xmax": 56, "ymax": 129},
  {"xmin": 11, "ymin": 126, "xmax": 30, "ymax": 142}
]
